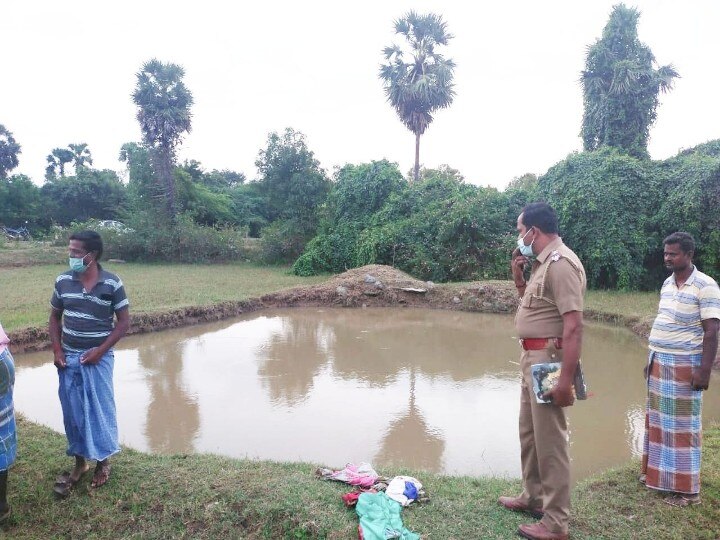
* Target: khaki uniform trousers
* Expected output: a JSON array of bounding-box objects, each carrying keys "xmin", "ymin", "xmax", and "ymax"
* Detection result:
[{"xmin": 518, "ymin": 347, "xmax": 570, "ymax": 535}]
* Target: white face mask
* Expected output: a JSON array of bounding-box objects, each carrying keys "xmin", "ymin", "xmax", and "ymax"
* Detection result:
[{"xmin": 517, "ymin": 228, "xmax": 535, "ymax": 257}]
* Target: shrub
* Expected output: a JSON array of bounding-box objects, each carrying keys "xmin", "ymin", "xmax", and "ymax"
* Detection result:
[
  {"xmin": 654, "ymin": 144, "xmax": 720, "ymax": 281},
  {"xmin": 537, "ymin": 149, "xmax": 659, "ymax": 289},
  {"xmin": 258, "ymin": 219, "xmax": 315, "ymax": 265},
  {"xmin": 294, "ymin": 167, "xmax": 516, "ymax": 282},
  {"xmin": 62, "ymin": 215, "xmax": 249, "ymax": 263}
]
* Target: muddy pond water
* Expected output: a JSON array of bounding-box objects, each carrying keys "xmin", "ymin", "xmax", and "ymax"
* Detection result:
[{"xmin": 13, "ymin": 308, "xmax": 720, "ymax": 484}]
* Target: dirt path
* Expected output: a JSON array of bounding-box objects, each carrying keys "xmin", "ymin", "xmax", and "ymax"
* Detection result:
[{"xmin": 3, "ymin": 264, "xmax": 663, "ymax": 356}]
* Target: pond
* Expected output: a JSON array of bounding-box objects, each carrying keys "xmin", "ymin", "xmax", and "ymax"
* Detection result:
[{"xmin": 13, "ymin": 308, "xmax": 720, "ymax": 484}]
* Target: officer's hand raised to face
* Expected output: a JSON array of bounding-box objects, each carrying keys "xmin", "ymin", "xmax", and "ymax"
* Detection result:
[{"xmin": 511, "ymin": 248, "xmax": 529, "ymax": 284}]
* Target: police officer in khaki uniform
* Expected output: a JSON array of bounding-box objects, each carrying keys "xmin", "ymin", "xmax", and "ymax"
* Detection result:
[{"xmin": 498, "ymin": 202, "xmax": 586, "ymax": 540}]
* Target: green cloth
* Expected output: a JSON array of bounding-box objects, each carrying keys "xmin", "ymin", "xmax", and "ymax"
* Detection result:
[{"xmin": 355, "ymin": 492, "xmax": 420, "ymax": 540}]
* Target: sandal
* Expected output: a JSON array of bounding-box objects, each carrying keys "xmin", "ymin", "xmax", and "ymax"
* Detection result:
[
  {"xmin": 90, "ymin": 462, "xmax": 111, "ymax": 489},
  {"xmin": 664, "ymin": 494, "xmax": 700, "ymax": 507},
  {"xmin": 53, "ymin": 465, "xmax": 90, "ymax": 498},
  {"xmin": 53, "ymin": 474, "xmax": 80, "ymax": 498},
  {"xmin": 638, "ymin": 474, "xmax": 646, "ymax": 484}
]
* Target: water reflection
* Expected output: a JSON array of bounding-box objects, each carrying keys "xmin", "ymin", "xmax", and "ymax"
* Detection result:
[
  {"xmin": 257, "ymin": 316, "xmax": 333, "ymax": 405},
  {"xmin": 12, "ymin": 308, "xmax": 720, "ymax": 483},
  {"xmin": 375, "ymin": 368, "xmax": 445, "ymax": 472},
  {"xmin": 136, "ymin": 335, "xmax": 199, "ymax": 454}
]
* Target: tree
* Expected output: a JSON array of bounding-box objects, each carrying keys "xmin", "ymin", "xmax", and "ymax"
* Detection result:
[
  {"xmin": 330, "ymin": 160, "xmax": 406, "ymax": 226},
  {"xmin": 204, "ymin": 169, "xmax": 246, "ymax": 190},
  {"xmin": 68, "ymin": 143, "xmax": 93, "ymax": 172},
  {"xmin": 41, "ymin": 168, "xmax": 127, "ymax": 225},
  {"xmin": 380, "ymin": 11, "xmax": 456, "ymax": 182},
  {"xmin": 0, "ymin": 125, "xmax": 21, "ymax": 179},
  {"xmin": 132, "ymin": 59, "xmax": 193, "ymax": 218},
  {"xmin": 580, "ymin": 4, "xmax": 678, "ymax": 158},
  {"xmin": 0, "ymin": 174, "xmax": 44, "ymax": 227},
  {"xmin": 255, "ymin": 128, "xmax": 330, "ymax": 225},
  {"xmin": 120, "ymin": 142, "xmax": 157, "ymax": 213},
  {"xmin": 45, "ymin": 147, "xmax": 74, "ymax": 180}
]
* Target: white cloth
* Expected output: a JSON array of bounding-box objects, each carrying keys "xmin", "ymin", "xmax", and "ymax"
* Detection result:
[{"xmin": 385, "ymin": 475, "xmax": 423, "ymax": 507}]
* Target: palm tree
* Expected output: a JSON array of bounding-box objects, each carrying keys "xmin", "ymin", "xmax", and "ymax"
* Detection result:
[
  {"xmin": 68, "ymin": 143, "xmax": 93, "ymax": 172},
  {"xmin": 0, "ymin": 124, "xmax": 21, "ymax": 179},
  {"xmin": 132, "ymin": 59, "xmax": 193, "ymax": 217},
  {"xmin": 45, "ymin": 148, "xmax": 74, "ymax": 180},
  {"xmin": 380, "ymin": 11, "xmax": 456, "ymax": 182},
  {"xmin": 580, "ymin": 4, "xmax": 678, "ymax": 158}
]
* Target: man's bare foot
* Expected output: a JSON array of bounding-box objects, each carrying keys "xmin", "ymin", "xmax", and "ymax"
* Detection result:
[{"xmin": 70, "ymin": 457, "xmax": 90, "ymax": 482}]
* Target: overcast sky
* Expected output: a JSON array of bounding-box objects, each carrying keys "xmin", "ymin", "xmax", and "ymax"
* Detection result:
[{"xmin": 2, "ymin": 0, "xmax": 718, "ymax": 189}]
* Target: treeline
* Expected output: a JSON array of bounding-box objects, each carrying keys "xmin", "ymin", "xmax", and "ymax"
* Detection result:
[
  {"xmin": 0, "ymin": 127, "xmax": 330, "ymax": 264},
  {"xmin": 2, "ymin": 137, "xmax": 718, "ymax": 290},
  {"xmin": 290, "ymin": 142, "xmax": 720, "ymax": 290}
]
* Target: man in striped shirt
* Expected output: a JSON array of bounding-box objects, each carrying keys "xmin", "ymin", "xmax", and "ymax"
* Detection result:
[
  {"xmin": 49, "ymin": 230, "xmax": 130, "ymax": 497},
  {"xmin": 643, "ymin": 232, "xmax": 720, "ymax": 507}
]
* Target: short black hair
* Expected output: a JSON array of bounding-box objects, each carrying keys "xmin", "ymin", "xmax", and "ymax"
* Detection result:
[
  {"xmin": 521, "ymin": 202, "xmax": 559, "ymax": 234},
  {"xmin": 69, "ymin": 230, "xmax": 104, "ymax": 260},
  {"xmin": 663, "ymin": 231, "xmax": 695, "ymax": 255}
]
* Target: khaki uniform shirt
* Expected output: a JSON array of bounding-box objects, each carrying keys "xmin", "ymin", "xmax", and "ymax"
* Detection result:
[{"xmin": 515, "ymin": 237, "xmax": 586, "ymax": 338}]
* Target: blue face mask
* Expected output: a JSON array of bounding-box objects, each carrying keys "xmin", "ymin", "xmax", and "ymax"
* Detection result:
[
  {"xmin": 517, "ymin": 228, "xmax": 535, "ymax": 257},
  {"xmin": 69, "ymin": 254, "xmax": 90, "ymax": 273}
]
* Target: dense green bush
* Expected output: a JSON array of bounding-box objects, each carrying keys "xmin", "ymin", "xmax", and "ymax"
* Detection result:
[
  {"xmin": 360, "ymin": 183, "xmax": 514, "ymax": 282},
  {"xmin": 294, "ymin": 165, "xmax": 516, "ymax": 281},
  {"xmin": 654, "ymin": 142, "xmax": 720, "ymax": 281},
  {"xmin": 292, "ymin": 222, "xmax": 364, "ymax": 276},
  {"xmin": 537, "ymin": 149, "xmax": 659, "ymax": 289},
  {"xmin": 295, "ymin": 141, "xmax": 720, "ymax": 288},
  {"xmin": 537, "ymin": 142, "xmax": 720, "ymax": 289},
  {"xmin": 64, "ymin": 215, "xmax": 249, "ymax": 263},
  {"xmin": 41, "ymin": 168, "xmax": 127, "ymax": 226},
  {"xmin": 0, "ymin": 174, "xmax": 47, "ymax": 229},
  {"xmin": 258, "ymin": 219, "xmax": 317, "ymax": 265}
]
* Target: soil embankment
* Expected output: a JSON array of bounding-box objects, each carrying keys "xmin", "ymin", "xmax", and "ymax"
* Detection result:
[{"xmin": 2, "ymin": 264, "xmax": 677, "ymax": 358}]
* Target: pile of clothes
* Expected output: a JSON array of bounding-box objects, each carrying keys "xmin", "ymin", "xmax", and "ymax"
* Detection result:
[{"xmin": 315, "ymin": 462, "xmax": 426, "ymax": 540}]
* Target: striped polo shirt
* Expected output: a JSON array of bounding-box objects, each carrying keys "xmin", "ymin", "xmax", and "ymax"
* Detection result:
[
  {"xmin": 649, "ymin": 267, "xmax": 720, "ymax": 354},
  {"xmin": 50, "ymin": 265, "xmax": 129, "ymax": 351}
]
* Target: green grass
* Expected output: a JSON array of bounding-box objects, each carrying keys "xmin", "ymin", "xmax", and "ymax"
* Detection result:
[
  {"xmin": 4, "ymin": 417, "xmax": 719, "ymax": 539},
  {"xmin": 585, "ymin": 289, "xmax": 658, "ymax": 322},
  {"xmin": 0, "ymin": 263, "xmax": 328, "ymax": 332}
]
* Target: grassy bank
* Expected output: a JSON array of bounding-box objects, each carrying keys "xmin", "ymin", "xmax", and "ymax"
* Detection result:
[
  {"xmin": 0, "ymin": 263, "xmax": 659, "ymax": 334},
  {"xmin": 0, "ymin": 263, "xmax": 328, "ymax": 332},
  {"xmin": 3, "ymin": 417, "xmax": 718, "ymax": 539}
]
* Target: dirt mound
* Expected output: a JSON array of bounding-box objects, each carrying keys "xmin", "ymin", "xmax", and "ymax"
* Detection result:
[{"xmin": 259, "ymin": 264, "xmax": 519, "ymax": 312}]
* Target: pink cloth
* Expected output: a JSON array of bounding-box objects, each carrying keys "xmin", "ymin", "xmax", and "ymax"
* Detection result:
[
  {"xmin": 0, "ymin": 323, "xmax": 8, "ymax": 354},
  {"xmin": 319, "ymin": 462, "xmax": 379, "ymax": 489}
]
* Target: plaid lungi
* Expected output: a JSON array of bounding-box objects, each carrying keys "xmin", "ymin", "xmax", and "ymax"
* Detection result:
[{"xmin": 642, "ymin": 351, "xmax": 703, "ymax": 495}]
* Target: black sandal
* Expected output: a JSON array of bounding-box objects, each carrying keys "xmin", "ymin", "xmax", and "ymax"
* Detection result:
[
  {"xmin": 53, "ymin": 475, "xmax": 80, "ymax": 498},
  {"xmin": 53, "ymin": 466, "xmax": 89, "ymax": 498}
]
